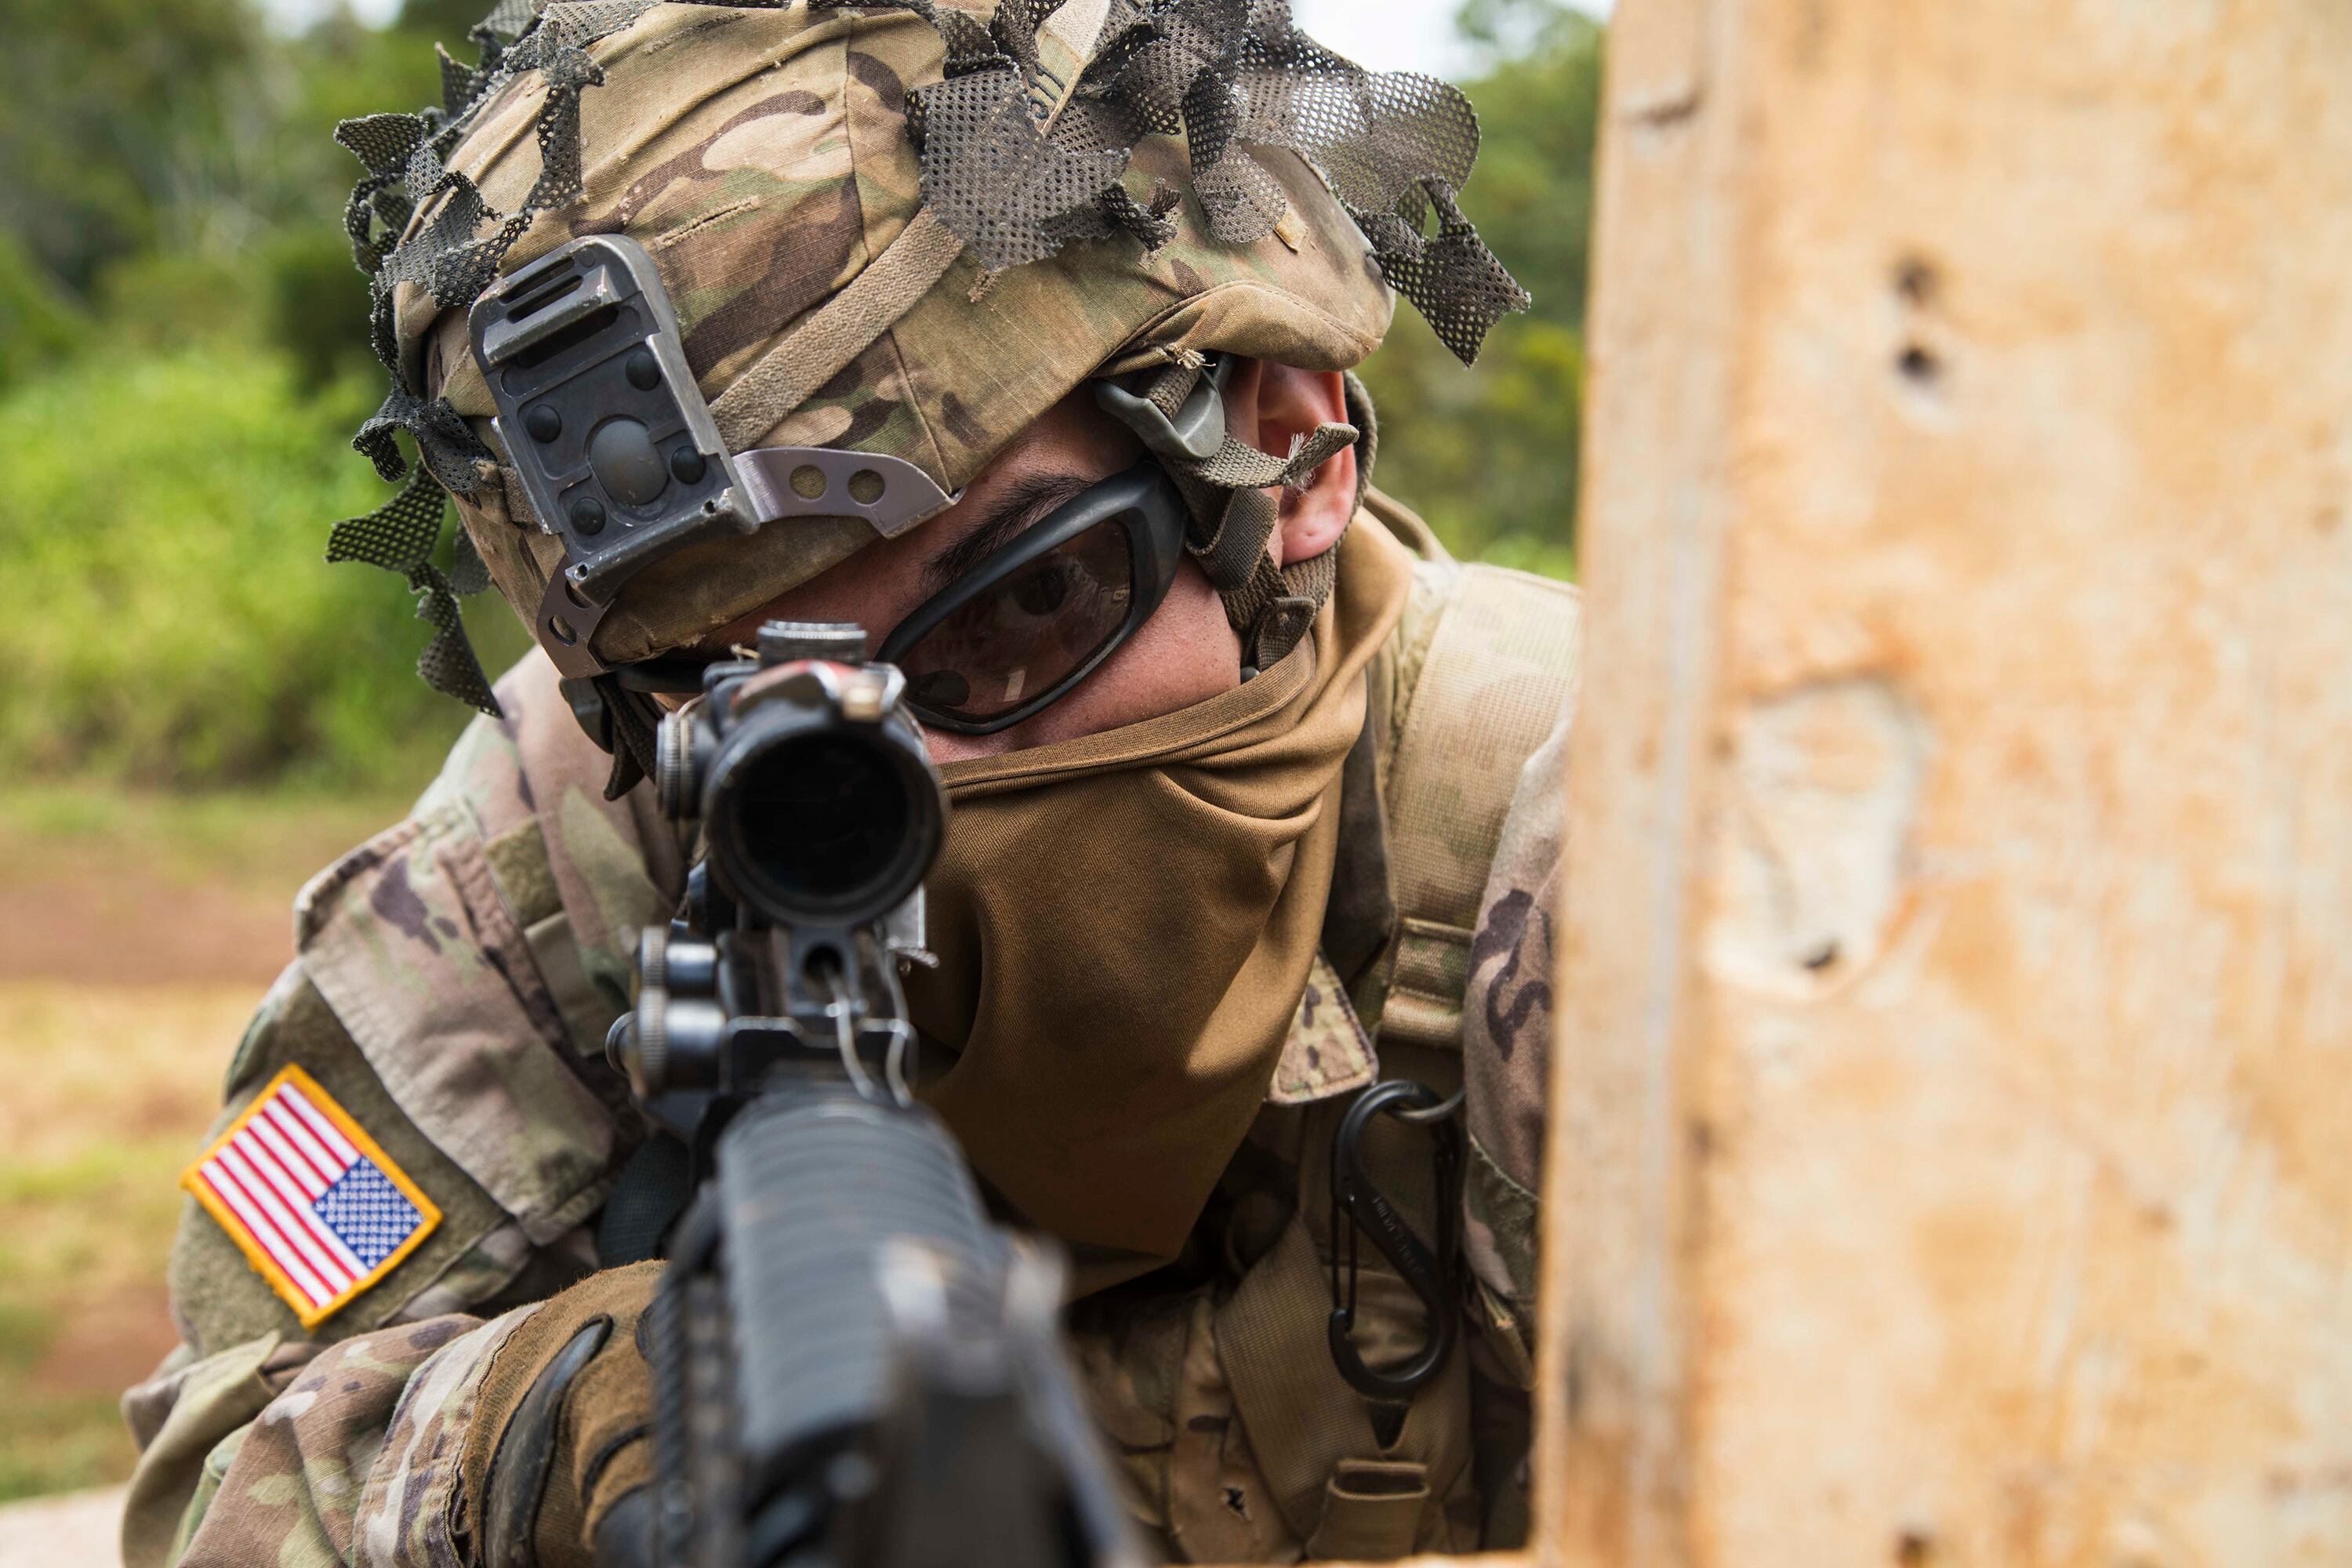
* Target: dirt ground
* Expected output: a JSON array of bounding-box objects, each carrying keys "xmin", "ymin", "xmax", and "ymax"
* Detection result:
[
  {"xmin": 0, "ymin": 788, "xmax": 415, "ymax": 1502},
  {"xmin": 0, "ymin": 1483, "xmax": 126, "ymax": 1564},
  {"xmin": 0, "ymin": 788, "xmax": 412, "ymax": 987}
]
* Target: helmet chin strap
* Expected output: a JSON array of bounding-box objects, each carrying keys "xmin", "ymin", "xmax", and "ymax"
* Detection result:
[
  {"xmin": 556, "ymin": 671, "xmax": 666, "ymax": 800},
  {"xmin": 1093, "ymin": 355, "xmax": 1377, "ymax": 670}
]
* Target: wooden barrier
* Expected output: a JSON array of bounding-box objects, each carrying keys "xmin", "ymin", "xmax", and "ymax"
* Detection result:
[{"xmin": 1537, "ymin": 1, "xmax": 2352, "ymax": 1563}]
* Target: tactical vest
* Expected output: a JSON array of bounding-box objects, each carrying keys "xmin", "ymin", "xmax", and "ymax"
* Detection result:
[{"xmin": 1065, "ymin": 494, "xmax": 1581, "ymax": 1562}]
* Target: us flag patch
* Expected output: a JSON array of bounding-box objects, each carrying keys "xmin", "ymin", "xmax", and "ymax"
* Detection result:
[{"xmin": 181, "ymin": 1065, "xmax": 441, "ymax": 1327}]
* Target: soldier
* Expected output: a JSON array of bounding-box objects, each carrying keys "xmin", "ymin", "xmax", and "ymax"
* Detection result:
[{"xmin": 120, "ymin": 2, "xmax": 1577, "ymax": 1564}]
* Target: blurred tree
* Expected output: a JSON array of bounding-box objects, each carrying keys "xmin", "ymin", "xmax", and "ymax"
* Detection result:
[
  {"xmin": 246, "ymin": 8, "xmax": 457, "ymax": 384},
  {"xmin": 1452, "ymin": 0, "xmax": 1603, "ymax": 330},
  {"xmin": 398, "ymin": 0, "xmax": 500, "ymax": 43},
  {"xmin": 266, "ymin": 227, "xmax": 378, "ymax": 389},
  {"xmin": 1356, "ymin": 0, "xmax": 1602, "ymax": 576},
  {"xmin": 0, "ymin": 235, "xmax": 87, "ymax": 392},
  {"xmin": 91, "ymin": 251, "xmax": 260, "ymax": 353},
  {"xmin": 0, "ymin": 0, "xmax": 263, "ymax": 296}
]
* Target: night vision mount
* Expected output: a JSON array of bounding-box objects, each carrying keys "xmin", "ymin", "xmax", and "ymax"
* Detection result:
[{"xmin": 468, "ymin": 235, "xmax": 958, "ymax": 680}]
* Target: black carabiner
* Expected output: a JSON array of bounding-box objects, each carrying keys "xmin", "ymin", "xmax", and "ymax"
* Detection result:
[{"xmin": 1327, "ymin": 1079, "xmax": 1464, "ymax": 1401}]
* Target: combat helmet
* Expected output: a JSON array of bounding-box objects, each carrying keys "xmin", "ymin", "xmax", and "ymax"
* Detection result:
[{"xmin": 330, "ymin": 0, "xmax": 1527, "ymax": 786}]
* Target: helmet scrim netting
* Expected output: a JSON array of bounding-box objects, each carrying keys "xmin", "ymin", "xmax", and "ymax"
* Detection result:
[{"xmin": 328, "ymin": 0, "xmax": 1529, "ymax": 712}]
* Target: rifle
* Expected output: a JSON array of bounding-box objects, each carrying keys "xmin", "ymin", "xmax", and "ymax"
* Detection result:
[{"xmin": 603, "ymin": 620, "xmax": 1142, "ymax": 1568}]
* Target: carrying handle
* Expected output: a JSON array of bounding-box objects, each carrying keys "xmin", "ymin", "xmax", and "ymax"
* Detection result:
[{"xmin": 1327, "ymin": 1079, "xmax": 1464, "ymax": 1402}]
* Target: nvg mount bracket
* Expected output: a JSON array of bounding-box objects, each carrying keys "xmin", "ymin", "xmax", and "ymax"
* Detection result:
[{"xmin": 470, "ymin": 234, "xmax": 957, "ymax": 679}]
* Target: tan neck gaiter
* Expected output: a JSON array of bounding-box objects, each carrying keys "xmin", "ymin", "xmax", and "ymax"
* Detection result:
[{"xmin": 909, "ymin": 521, "xmax": 1414, "ymax": 1288}]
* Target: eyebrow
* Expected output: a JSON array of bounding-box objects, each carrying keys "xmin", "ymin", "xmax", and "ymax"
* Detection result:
[{"xmin": 920, "ymin": 472, "xmax": 1098, "ymax": 595}]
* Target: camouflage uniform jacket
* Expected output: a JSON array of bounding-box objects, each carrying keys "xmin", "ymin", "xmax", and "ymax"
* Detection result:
[{"xmin": 121, "ymin": 501, "xmax": 1577, "ymax": 1568}]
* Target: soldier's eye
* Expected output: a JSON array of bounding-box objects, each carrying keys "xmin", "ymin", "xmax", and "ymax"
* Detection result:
[
  {"xmin": 1011, "ymin": 560, "xmax": 1073, "ymax": 616},
  {"xmin": 887, "ymin": 519, "xmax": 1137, "ymax": 726}
]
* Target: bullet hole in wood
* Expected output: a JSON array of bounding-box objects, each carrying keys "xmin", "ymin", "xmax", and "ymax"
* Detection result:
[{"xmin": 1895, "ymin": 256, "xmax": 1940, "ymax": 307}]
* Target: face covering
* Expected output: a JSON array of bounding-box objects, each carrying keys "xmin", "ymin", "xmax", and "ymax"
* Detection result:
[{"xmin": 909, "ymin": 520, "xmax": 1414, "ymax": 1288}]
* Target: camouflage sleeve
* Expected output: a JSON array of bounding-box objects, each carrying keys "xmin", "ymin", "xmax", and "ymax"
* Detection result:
[
  {"xmin": 1454, "ymin": 684, "xmax": 1571, "ymax": 1552},
  {"xmin": 128, "ymin": 1307, "xmax": 539, "ymax": 1568},
  {"xmin": 121, "ymin": 1334, "xmax": 319, "ymax": 1568},
  {"xmin": 1459, "ymin": 681, "xmax": 1573, "ymax": 1362}
]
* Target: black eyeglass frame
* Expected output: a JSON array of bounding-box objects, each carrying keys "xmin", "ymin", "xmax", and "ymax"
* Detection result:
[{"xmin": 875, "ymin": 459, "xmax": 1189, "ymax": 735}]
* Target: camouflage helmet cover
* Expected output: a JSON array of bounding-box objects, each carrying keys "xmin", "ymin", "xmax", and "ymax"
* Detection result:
[{"xmin": 338, "ymin": 0, "xmax": 1525, "ymax": 688}]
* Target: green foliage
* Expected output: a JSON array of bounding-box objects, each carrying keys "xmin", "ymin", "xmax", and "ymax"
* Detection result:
[
  {"xmin": 91, "ymin": 250, "xmax": 263, "ymax": 354},
  {"xmin": 0, "ymin": 235, "xmax": 86, "ymax": 392},
  {"xmin": 0, "ymin": 0, "xmax": 263, "ymax": 295},
  {"xmin": 264, "ymin": 225, "xmax": 380, "ymax": 389},
  {"xmin": 400, "ymin": 0, "xmax": 503, "ymax": 43},
  {"xmin": 1454, "ymin": 5, "xmax": 1605, "ymax": 332},
  {"xmin": 1358, "ymin": 1, "xmax": 1602, "ymax": 576},
  {"xmin": 0, "ymin": 0, "xmax": 472, "ymax": 350},
  {"xmin": 235, "ymin": 10, "xmax": 470, "ymax": 383},
  {"xmin": 0, "ymin": 0, "xmax": 531, "ymax": 789},
  {"xmin": 0, "ymin": 347, "xmax": 516, "ymax": 786}
]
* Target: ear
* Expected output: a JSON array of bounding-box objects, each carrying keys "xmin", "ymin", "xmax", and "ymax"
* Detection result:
[{"xmin": 1224, "ymin": 358, "xmax": 1358, "ymax": 568}]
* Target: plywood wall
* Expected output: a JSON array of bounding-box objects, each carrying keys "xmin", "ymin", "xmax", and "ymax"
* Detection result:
[{"xmin": 1538, "ymin": 1, "xmax": 2352, "ymax": 1563}]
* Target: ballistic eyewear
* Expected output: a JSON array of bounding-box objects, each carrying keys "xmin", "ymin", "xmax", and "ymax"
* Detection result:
[{"xmin": 877, "ymin": 460, "xmax": 1187, "ymax": 734}]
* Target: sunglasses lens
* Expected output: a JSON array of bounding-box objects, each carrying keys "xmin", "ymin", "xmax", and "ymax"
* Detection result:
[{"xmin": 896, "ymin": 517, "xmax": 1136, "ymax": 725}]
